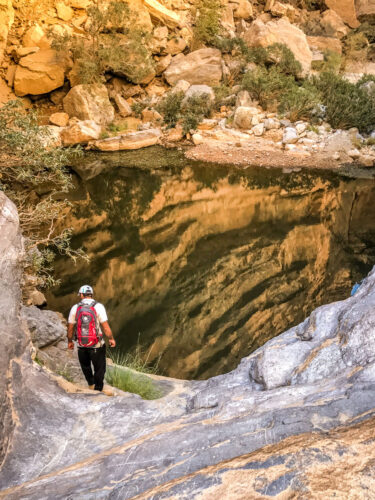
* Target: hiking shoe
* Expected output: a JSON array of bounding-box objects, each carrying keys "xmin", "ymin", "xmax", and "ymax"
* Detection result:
[{"xmin": 88, "ymin": 384, "xmax": 95, "ymax": 390}]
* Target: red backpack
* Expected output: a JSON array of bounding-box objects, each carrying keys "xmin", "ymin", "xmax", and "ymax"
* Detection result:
[{"xmin": 75, "ymin": 301, "xmax": 102, "ymax": 347}]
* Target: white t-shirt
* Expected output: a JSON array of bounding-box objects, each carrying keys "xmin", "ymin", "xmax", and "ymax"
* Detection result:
[{"xmin": 68, "ymin": 299, "xmax": 108, "ymax": 346}]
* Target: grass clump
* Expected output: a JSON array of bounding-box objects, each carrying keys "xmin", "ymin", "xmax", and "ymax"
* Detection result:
[
  {"xmin": 105, "ymin": 348, "xmax": 163, "ymax": 400},
  {"xmin": 279, "ymin": 81, "xmax": 321, "ymax": 121}
]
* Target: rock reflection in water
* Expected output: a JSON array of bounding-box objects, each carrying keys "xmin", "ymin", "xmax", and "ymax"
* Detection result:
[{"xmin": 48, "ymin": 152, "xmax": 375, "ymax": 379}]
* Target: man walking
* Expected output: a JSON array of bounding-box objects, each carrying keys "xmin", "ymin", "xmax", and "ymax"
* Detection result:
[{"xmin": 67, "ymin": 285, "xmax": 116, "ymax": 391}]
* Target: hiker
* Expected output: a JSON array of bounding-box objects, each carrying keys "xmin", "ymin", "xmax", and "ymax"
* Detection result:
[{"xmin": 67, "ymin": 285, "xmax": 116, "ymax": 391}]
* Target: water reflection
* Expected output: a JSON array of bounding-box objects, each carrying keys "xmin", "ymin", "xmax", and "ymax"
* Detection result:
[{"xmin": 48, "ymin": 149, "xmax": 375, "ymax": 379}]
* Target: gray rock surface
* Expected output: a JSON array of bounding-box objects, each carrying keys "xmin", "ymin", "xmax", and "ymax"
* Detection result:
[
  {"xmin": 21, "ymin": 306, "xmax": 65, "ymax": 348},
  {"xmin": 1, "ymin": 191, "xmax": 375, "ymax": 499}
]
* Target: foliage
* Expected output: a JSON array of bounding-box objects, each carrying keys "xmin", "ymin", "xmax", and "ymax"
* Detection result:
[
  {"xmin": 181, "ymin": 94, "xmax": 213, "ymax": 134},
  {"xmin": 242, "ymin": 66, "xmax": 296, "ymax": 110},
  {"xmin": 156, "ymin": 91, "xmax": 184, "ymax": 128},
  {"xmin": 313, "ymin": 72, "xmax": 375, "ymax": 133},
  {"xmin": 279, "ymin": 82, "xmax": 321, "ymax": 121},
  {"xmin": 194, "ymin": 0, "xmax": 225, "ymax": 46},
  {"xmin": 105, "ymin": 347, "xmax": 162, "ymax": 400},
  {"xmin": 50, "ymin": 0, "xmax": 154, "ymax": 85},
  {"xmin": 213, "ymin": 84, "xmax": 235, "ymax": 110},
  {"xmin": 344, "ymin": 31, "xmax": 369, "ymax": 61},
  {"xmin": 260, "ymin": 44, "xmax": 302, "ymax": 77},
  {"xmin": 0, "ymin": 100, "xmax": 86, "ymax": 288},
  {"xmin": 312, "ymin": 50, "xmax": 342, "ymax": 74},
  {"xmin": 131, "ymin": 99, "xmax": 150, "ymax": 118}
]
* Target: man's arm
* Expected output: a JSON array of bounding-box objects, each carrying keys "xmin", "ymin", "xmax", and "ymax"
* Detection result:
[
  {"xmin": 67, "ymin": 323, "xmax": 75, "ymax": 350},
  {"xmin": 101, "ymin": 321, "xmax": 116, "ymax": 347}
]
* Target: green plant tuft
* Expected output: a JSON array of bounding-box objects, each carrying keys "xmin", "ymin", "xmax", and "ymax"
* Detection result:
[
  {"xmin": 156, "ymin": 91, "xmax": 184, "ymax": 128},
  {"xmin": 194, "ymin": 0, "xmax": 225, "ymax": 46}
]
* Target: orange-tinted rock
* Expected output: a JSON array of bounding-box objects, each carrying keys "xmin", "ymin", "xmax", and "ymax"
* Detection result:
[{"xmin": 325, "ymin": 0, "xmax": 359, "ymax": 28}]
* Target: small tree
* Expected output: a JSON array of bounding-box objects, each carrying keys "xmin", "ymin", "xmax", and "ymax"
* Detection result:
[
  {"xmin": 194, "ymin": 0, "xmax": 225, "ymax": 46},
  {"xmin": 50, "ymin": 0, "xmax": 154, "ymax": 85},
  {"xmin": 0, "ymin": 100, "xmax": 86, "ymax": 288}
]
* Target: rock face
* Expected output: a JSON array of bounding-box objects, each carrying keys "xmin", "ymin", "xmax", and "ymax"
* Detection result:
[
  {"xmin": 355, "ymin": 0, "xmax": 375, "ymax": 21},
  {"xmin": 243, "ymin": 18, "xmax": 312, "ymax": 75},
  {"xmin": 93, "ymin": 129, "xmax": 161, "ymax": 151},
  {"xmin": 63, "ymin": 84, "xmax": 115, "ymax": 125},
  {"xmin": 321, "ymin": 9, "xmax": 350, "ymax": 38},
  {"xmin": 144, "ymin": 0, "xmax": 182, "ymax": 27},
  {"xmin": 1, "ymin": 187, "xmax": 375, "ymax": 498},
  {"xmin": 14, "ymin": 50, "xmax": 65, "ymax": 96},
  {"xmin": 164, "ymin": 48, "xmax": 223, "ymax": 86},
  {"xmin": 325, "ymin": 0, "xmax": 359, "ymax": 27},
  {"xmin": 0, "ymin": 0, "xmax": 13, "ymax": 64},
  {"xmin": 21, "ymin": 306, "xmax": 65, "ymax": 349}
]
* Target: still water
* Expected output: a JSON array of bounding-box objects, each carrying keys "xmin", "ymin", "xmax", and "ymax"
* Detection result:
[{"xmin": 47, "ymin": 147, "xmax": 375, "ymax": 379}]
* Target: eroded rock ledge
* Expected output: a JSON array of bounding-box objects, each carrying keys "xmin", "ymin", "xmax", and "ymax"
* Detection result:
[{"xmin": 0, "ymin": 190, "xmax": 375, "ymax": 499}]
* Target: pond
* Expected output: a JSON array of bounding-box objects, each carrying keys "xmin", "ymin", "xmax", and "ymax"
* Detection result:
[{"xmin": 47, "ymin": 147, "xmax": 375, "ymax": 380}]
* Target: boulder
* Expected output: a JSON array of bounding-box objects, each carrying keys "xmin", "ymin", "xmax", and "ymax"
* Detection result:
[
  {"xmin": 144, "ymin": 0, "xmax": 182, "ymax": 28},
  {"xmin": 182, "ymin": 84, "xmax": 215, "ymax": 105},
  {"xmin": 14, "ymin": 50, "xmax": 65, "ymax": 96},
  {"xmin": 283, "ymin": 127, "xmax": 299, "ymax": 144},
  {"xmin": 172, "ymin": 79, "xmax": 191, "ymax": 94},
  {"xmin": 234, "ymin": 0, "xmax": 253, "ymax": 19},
  {"xmin": 94, "ymin": 129, "xmax": 161, "ymax": 151},
  {"xmin": 22, "ymin": 24, "xmax": 50, "ymax": 50},
  {"xmin": 0, "ymin": 0, "xmax": 14, "ymax": 64},
  {"xmin": 325, "ymin": 0, "xmax": 360, "ymax": 28},
  {"xmin": 164, "ymin": 48, "xmax": 223, "ymax": 86},
  {"xmin": 165, "ymin": 124, "xmax": 184, "ymax": 142},
  {"xmin": 155, "ymin": 54, "xmax": 172, "ymax": 75},
  {"xmin": 192, "ymin": 133, "xmax": 204, "ymax": 145},
  {"xmin": 55, "ymin": 1, "xmax": 74, "ymax": 21},
  {"xmin": 114, "ymin": 94, "xmax": 132, "ymax": 117},
  {"xmin": 141, "ymin": 108, "xmax": 162, "ymax": 123},
  {"xmin": 21, "ymin": 306, "xmax": 65, "ymax": 349},
  {"xmin": 355, "ymin": 0, "xmax": 375, "ymax": 22},
  {"xmin": 61, "ymin": 120, "xmax": 102, "ymax": 145},
  {"xmin": 252, "ymin": 123, "xmax": 265, "ymax": 136},
  {"xmin": 307, "ymin": 36, "xmax": 342, "ymax": 58},
  {"xmin": 324, "ymin": 130, "xmax": 354, "ymax": 154},
  {"xmin": 166, "ymin": 37, "xmax": 187, "ymax": 56},
  {"xmin": 150, "ymin": 26, "xmax": 168, "ymax": 54},
  {"xmin": 236, "ymin": 90, "xmax": 252, "ymax": 108},
  {"xmin": 233, "ymin": 106, "xmax": 260, "ymax": 129},
  {"xmin": 49, "ymin": 112, "xmax": 69, "ymax": 127},
  {"xmin": 321, "ymin": 9, "xmax": 349, "ymax": 38},
  {"xmin": 242, "ymin": 18, "xmax": 312, "ymax": 75},
  {"xmin": 63, "ymin": 84, "xmax": 115, "ymax": 125}
]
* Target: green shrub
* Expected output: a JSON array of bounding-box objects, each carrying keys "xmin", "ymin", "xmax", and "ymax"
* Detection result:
[
  {"xmin": 131, "ymin": 99, "xmax": 150, "ymax": 118},
  {"xmin": 194, "ymin": 0, "xmax": 224, "ymax": 45},
  {"xmin": 312, "ymin": 50, "xmax": 342, "ymax": 74},
  {"xmin": 156, "ymin": 91, "xmax": 184, "ymax": 128},
  {"xmin": 264, "ymin": 44, "xmax": 302, "ymax": 77},
  {"xmin": 181, "ymin": 94, "xmax": 213, "ymax": 133},
  {"xmin": 313, "ymin": 72, "xmax": 375, "ymax": 133},
  {"xmin": 278, "ymin": 82, "xmax": 321, "ymax": 121},
  {"xmin": 242, "ymin": 66, "xmax": 296, "ymax": 110},
  {"xmin": 49, "ymin": 0, "xmax": 154, "ymax": 85},
  {"xmin": 213, "ymin": 84, "xmax": 235, "ymax": 110}
]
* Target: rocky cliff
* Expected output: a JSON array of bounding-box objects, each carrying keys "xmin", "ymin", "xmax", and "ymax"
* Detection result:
[{"xmin": 1, "ymin": 191, "xmax": 375, "ymax": 498}]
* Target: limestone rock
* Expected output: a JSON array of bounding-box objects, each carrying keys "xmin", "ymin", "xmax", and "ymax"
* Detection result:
[
  {"xmin": 22, "ymin": 306, "xmax": 65, "ymax": 349},
  {"xmin": 234, "ymin": 0, "xmax": 253, "ymax": 20},
  {"xmin": 150, "ymin": 26, "xmax": 168, "ymax": 54},
  {"xmin": 233, "ymin": 106, "xmax": 260, "ymax": 129},
  {"xmin": 324, "ymin": 130, "xmax": 355, "ymax": 154},
  {"xmin": 93, "ymin": 128, "xmax": 161, "ymax": 151},
  {"xmin": 63, "ymin": 84, "xmax": 115, "ymax": 125},
  {"xmin": 155, "ymin": 54, "xmax": 172, "ymax": 75},
  {"xmin": 236, "ymin": 90, "xmax": 252, "ymax": 108},
  {"xmin": 166, "ymin": 37, "xmax": 187, "ymax": 56},
  {"xmin": 325, "ymin": 0, "xmax": 359, "ymax": 28},
  {"xmin": 321, "ymin": 9, "xmax": 349, "ymax": 38},
  {"xmin": 69, "ymin": 0, "xmax": 90, "ymax": 8},
  {"xmin": 61, "ymin": 120, "xmax": 101, "ymax": 145},
  {"xmin": 141, "ymin": 108, "xmax": 162, "ymax": 123},
  {"xmin": 0, "ymin": 0, "xmax": 14, "ymax": 64},
  {"xmin": 182, "ymin": 84, "xmax": 215, "ymax": 105},
  {"xmin": 49, "ymin": 112, "xmax": 69, "ymax": 127},
  {"xmin": 114, "ymin": 94, "xmax": 132, "ymax": 117},
  {"xmin": 192, "ymin": 132, "xmax": 203, "ymax": 145},
  {"xmin": 252, "ymin": 123, "xmax": 264, "ymax": 136},
  {"xmin": 307, "ymin": 36, "xmax": 342, "ymax": 58},
  {"xmin": 55, "ymin": 1, "xmax": 74, "ymax": 21},
  {"xmin": 243, "ymin": 18, "xmax": 312, "ymax": 75},
  {"xmin": 172, "ymin": 79, "xmax": 190, "ymax": 93},
  {"xmin": 165, "ymin": 124, "xmax": 183, "ymax": 142},
  {"xmin": 355, "ymin": 0, "xmax": 375, "ymax": 21},
  {"xmin": 283, "ymin": 127, "xmax": 299, "ymax": 144},
  {"xmin": 164, "ymin": 48, "xmax": 222, "ymax": 86},
  {"xmin": 144, "ymin": 0, "xmax": 182, "ymax": 28},
  {"xmin": 22, "ymin": 24, "xmax": 50, "ymax": 50}
]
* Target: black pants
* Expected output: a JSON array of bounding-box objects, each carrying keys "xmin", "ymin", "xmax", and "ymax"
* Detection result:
[{"xmin": 78, "ymin": 344, "xmax": 106, "ymax": 391}]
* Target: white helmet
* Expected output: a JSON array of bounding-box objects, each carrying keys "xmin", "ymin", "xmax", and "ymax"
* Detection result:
[{"xmin": 78, "ymin": 285, "xmax": 94, "ymax": 296}]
